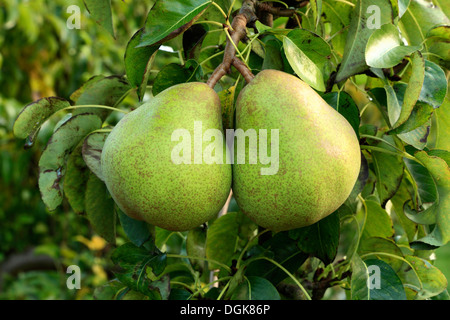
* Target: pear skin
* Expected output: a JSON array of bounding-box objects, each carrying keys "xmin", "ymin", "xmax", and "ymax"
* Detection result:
[
  {"xmin": 233, "ymin": 69, "xmax": 361, "ymax": 231},
  {"xmin": 101, "ymin": 82, "xmax": 232, "ymax": 231}
]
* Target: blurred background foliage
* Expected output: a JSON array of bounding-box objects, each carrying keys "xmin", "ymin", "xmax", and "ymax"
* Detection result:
[
  {"xmin": 0, "ymin": 0, "xmax": 160, "ymax": 300},
  {"xmin": 1, "ymin": 0, "xmax": 450, "ymax": 300}
]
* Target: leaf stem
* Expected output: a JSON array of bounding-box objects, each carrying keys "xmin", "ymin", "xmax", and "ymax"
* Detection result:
[
  {"xmin": 211, "ymin": 1, "xmax": 229, "ymax": 21},
  {"xmin": 360, "ymin": 145, "xmax": 417, "ymax": 162},
  {"xmin": 245, "ymin": 257, "xmax": 312, "ymax": 300},
  {"xmin": 227, "ymin": 0, "xmax": 237, "ymax": 19},
  {"xmin": 359, "ymin": 252, "xmax": 423, "ymax": 289},
  {"xmin": 194, "ymin": 20, "xmax": 225, "ymax": 28},
  {"xmin": 63, "ymin": 105, "xmax": 129, "ymax": 114},
  {"xmin": 199, "ymin": 50, "xmax": 225, "ymax": 66},
  {"xmin": 170, "ymin": 281, "xmax": 194, "ymax": 292},
  {"xmin": 166, "ymin": 253, "xmax": 231, "ymax": 273},
  {"xmin": 236, "ymin": 229, "xmax": 270, "ymax": 269},
  {"xmin": 216, "ymin": 279, "xmax": 231, "ymax": 300},
  {"xmin": 189, "ymin": 276, "xmax": 232, "ymax": 299},
  {"xmin": 224, "ymin": 27, "xmax": 248, "ymax": 66},
  {"xmin": 260, "ymin": 0, "xmax": 289, "ymax": 8},
  {"xmin": 360, "ymin": 134, "xmax": 406, "ymax": 155}
]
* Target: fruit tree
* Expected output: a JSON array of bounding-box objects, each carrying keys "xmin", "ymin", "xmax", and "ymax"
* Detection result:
[{"xmin": 11, "ymin": 0, "xmax": 450, "ymax": 301}]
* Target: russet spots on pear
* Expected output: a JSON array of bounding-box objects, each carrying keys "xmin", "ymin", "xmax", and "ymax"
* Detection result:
[
  {"xmin": 101, "ymin": 70, "xmax": 360, "ymax": 232},
  {"xmin": 233, "ymin": 69, "xmax": 361, "ymax": 232},
  {"xmin": 101, "ymin": 82, "xmax": 232, "ymax": 231}
]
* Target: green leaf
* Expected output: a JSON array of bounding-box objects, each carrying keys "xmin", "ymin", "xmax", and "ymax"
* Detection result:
[
  {"xmin": 399, "ymin": 0, "xmax": 450, "ymax": 47},
  {"xmin": 388, "ymin": 80, "xmax": 435, "ymax": 140},
  {"xmin": 206, "ymin": 212, "xmax": 239, "ymax": 270},
  {"xmin": 363, "ymin": 259, "xmax": 407, "ymax": 300},
  {"xmin": 358, "ymin": 237, "xmax": 405, "ymax": 271},
  {"xmin": 369, "ymin": 135, "xmax": 405, "ymax": 207},
  {"xmin": 431, "ymin": 289, "xmax": 450, "ymax": 300},
  {"xmin": 310, "ymin": 0, "xmax": 323, "ymax": 30},
  {"xmin": 418, "ymin": 59, "xmax": 447, "ymax": 108},
  {"xmin": 288, "ymin": 211, "xmax": 340, "ymax": 265},
  {"xmin": 261, "ymin": 38, "xmax": 284, "ymax": 71},
  {"xmin": 404, "ymin": 149, "xmax": 437, "ymax": 205},
  {"xmin": 201, "ymin": 0, "xmax": 230, "ymax": 23},
  {"xmin": 351, "ymin": 254, "xmax": 370, "ymax": 300},
  {"xmin": 254, "ymin": 21, "xmax": 290, "ymax": 37},
  {"xmin": 152, "ymin": 60, "xmax": 203, "ymax": 96},
  {"xmin": 399, "ymin": 255, "xmax": 448, "ymax": 299},
  {"xmin": 379, "ymin": 78, "xmax": 432, "ymax": 149},
  {"xmin": 82, "ymin": 130, "xmax": 110, "ymax": 182},
  {"xmin": 390, "ymin": 179, "xmax": 419, "ymax": 242},
  {"xmin": 38, "ymin": 113, "xmax": 102, "ymax": 211},
  {"xmin": 124, "ymin": 28, "xmax": 160, "ymax": 101},
  {"xmin": 398, "ymin": 0, "xmax": 411, "ymax": 18},
  {"xmin": 427, "ymin": 25, "xmax": 450, "ymax": 40},
  {"xmin": 434, "ymin": 0, "xmax": 450, "ymax": 18},
  {"xmin": 322, "ymin": 91, "xmax": 361, "ymax": 138},
  {"xmin": 322, "ymin": 0, "xmax": 352, "ymax": 56},
  {"xmin": 111, "ymin": 242, "xmax": 169, "ymax": 299},
  {"xmin": 335, "ymin": 0, "xmax": 393, "ymax": 82},
  {"xmin": 348, "ymin": 152, "xmax": 370, "ymax": 202},
  {"xmin": 13, "ymin": 97, "xmax": 71, "ymax": 147},
  {"xmin": 117, "ymin": 208, "xmax": 152, "ymax": 247},
  {"xmin": 169, "ymin": 288, "xmax": 191, "ymax": 300},
  {"xmin": 406, "ymin": 150, "xmax": 450, "ymax": 248},
  {"xmin": 434, "ymin": 97, "xmax": 450, "ymax": 151},
  {"xmin": 389, "ymin": 51, "xmax": 425, "ymax": 133},
  {"xmin": 400, "ymin": 122, "xmax": 432, "ymax": 150},
  {"xmin": 218, "ymin": 85, "xmax": 236, "ymax": 131},
  {"xmin": 183, "ymin": 23, "xmax": 208, "ymax": 61},
  {"xmin": 285, "ymin": 29, "xmax": 331, "ymax": 70},
  {"xmin": 85, "ymin": 173, "xmax": 116, "ymax": 244},
  {"xmin": 139, "ymin": 0, "xmax": 211, "ymax": 47},
  {"xmin": 361, "ymin": 200, "xmax": 394, "ymax": 240},
  {"xmin": 245, "ymin": 232, "xmax": 308, "ymax": 285},
  {"xmin": 365, "ymin": 23, "xmax": 420, "ymax": 68},
  {"xmin": 70, "ymin": 75, "xmax": 131, "ymax": 120},
  {"xmin": 64, "ymin": 142, "xmax": 89, "ymax": 215},
  {"xmin": 389, "ymin": 86, "xmax": 434, "ymax": 136},
  {"xmin": 83, "ymin": 0, "xmax": 114, "ymax": 38},
  {"xmin": 428, "ymin": 40, "xmax": 450, "ymax": 69},
  {"xmin": 94, "ymin": 279, "xmax": 126, "ymax": 300},
  {"xmin": 283, "ymin": 36, "xmax": 325, "ymax": 91},
  {"xmin": 186, "ymin": 226, "xmax": 207, "ymax": 271},
  {"xmin": 231, "ymin": 276, "xmax": 281, "ymax": 300}
]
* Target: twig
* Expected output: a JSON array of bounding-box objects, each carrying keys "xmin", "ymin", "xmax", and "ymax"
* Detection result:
[
  {"xmin": 232, "ymin": 57, "xmax": 255, "ymax": 83},
  {"xmin": 206, "ymin": 0, "xmax": 303, "ymax": 88},
  {"xmin": 218, "ymin": 189, "xmax": 234, "ymax": 217},
  {"xmin": 257, "ymin": 2, "xmax": 301, "ymax": 18},
  {"xmin": 207, "ymin": 0, "xmax": 258, "ymax": 88}
]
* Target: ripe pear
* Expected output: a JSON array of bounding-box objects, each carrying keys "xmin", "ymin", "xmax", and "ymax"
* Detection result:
[
  {"xmin": 232, "ymin": 69, "xmax": 361, "ymax": 231},
  {"xmin": 101, "ymin": 82, "xmax": 232, "ymax": 231}
]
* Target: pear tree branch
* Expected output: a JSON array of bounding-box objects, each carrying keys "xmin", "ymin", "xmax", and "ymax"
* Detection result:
[
  {"xmin": 207, "ymin": 0, "xmax": 258, "ymax": 88},
  {"xmin": 206, "ymin": 0, "xmax": 303, "ymax": 89}
]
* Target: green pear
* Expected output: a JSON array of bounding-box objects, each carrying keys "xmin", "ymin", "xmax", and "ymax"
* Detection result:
[
  {"xmin": 232, "ymin": 69, "xmax": 361, "ymax": 231},
  {"xmin": 101, "ymin": 82, "xmax": 232, "ymax": 231}
]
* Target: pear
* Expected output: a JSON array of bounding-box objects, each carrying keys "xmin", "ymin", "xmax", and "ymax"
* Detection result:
[
  {"xmin": 101, "ymin": 82, "xmax": 232, "ymax": 231},
  {"xmin": 232, "ymin": 69, "xmax": 361, "ymax": 231}
]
